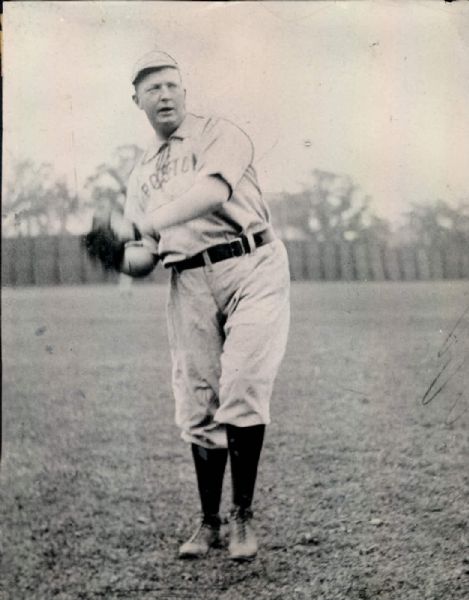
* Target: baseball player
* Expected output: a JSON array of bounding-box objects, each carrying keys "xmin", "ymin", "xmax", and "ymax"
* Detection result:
[{"xmin": 91, "ymin": 50, "xmax": 290, "ymax": 561}]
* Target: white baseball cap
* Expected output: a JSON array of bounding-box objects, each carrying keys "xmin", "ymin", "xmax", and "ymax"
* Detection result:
[{"xmin": 131, "ymin": 50, "xmax": 179, "ymax": 84}]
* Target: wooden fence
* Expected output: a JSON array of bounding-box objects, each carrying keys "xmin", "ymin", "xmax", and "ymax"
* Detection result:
[
  {"xmin": 1, "ymin": 235, "xmax": 468, "ymax": 286},
  {"xmin": 283, "ymin": 239, "xmax": 469, "ymax": 282}
]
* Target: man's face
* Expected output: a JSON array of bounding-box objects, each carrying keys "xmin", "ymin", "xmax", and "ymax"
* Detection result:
[{"xmin": 133, "ymin": 67, "xmax": 186, "ymax": 137}]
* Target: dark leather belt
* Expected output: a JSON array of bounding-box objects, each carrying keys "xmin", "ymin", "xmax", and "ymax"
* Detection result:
[{"xmin": 168, "ymin": 229, "xmax": 275, "ymax": 273}]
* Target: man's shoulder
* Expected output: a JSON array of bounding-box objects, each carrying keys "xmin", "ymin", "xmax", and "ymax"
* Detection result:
[{"xmin": 188, "ymin": 114, "xmax": 252, "ymax": 146}]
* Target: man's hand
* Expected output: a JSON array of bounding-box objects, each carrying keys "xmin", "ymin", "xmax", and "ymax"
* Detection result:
[{"xmin": 83, "ymin": 207, "xmax": 141, "ymax": 271}]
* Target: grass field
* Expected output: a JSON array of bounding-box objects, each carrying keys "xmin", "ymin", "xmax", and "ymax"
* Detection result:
[{"xmin": 2, "ymin": 281, "xmax": 468, "ymax": 600}]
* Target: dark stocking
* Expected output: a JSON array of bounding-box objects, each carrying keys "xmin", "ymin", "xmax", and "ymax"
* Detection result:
[
  {"xmin": 226, "ymin": 424, "xmax": 265, "ymax": 511},
  {"xmin": 191, "ymin": 444, "xmax": 228, "ymax": 524}
]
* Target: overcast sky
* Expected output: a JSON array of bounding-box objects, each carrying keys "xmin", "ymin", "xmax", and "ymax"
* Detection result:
[{"xmin": 4, "ymin": 1, "xmax": 469, "ymax": 224}]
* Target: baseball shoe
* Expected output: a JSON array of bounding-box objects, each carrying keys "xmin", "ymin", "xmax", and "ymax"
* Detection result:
[
  {"xmin": 178, "ymin": 516, "xmax": 221, "ymax": 559},
  {"xmin": 228, "ymin": 507, "xmax": 258, "ymax": 561}
]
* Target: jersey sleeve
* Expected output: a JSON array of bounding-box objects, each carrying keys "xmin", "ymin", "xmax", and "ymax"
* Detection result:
[{"xmin": 196, "ymin": 118, "xmax": 254, "ymax": 197}]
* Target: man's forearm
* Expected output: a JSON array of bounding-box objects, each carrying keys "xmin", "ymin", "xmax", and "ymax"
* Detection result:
[{"xmin": 144, "ymin": 175, "xmax": 230, "ymax": 237}]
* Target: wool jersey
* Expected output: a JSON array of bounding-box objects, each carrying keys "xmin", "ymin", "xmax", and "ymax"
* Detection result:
[{"xmin": 125, "ymin": 113, "xmax": 272, "ymax": 265}]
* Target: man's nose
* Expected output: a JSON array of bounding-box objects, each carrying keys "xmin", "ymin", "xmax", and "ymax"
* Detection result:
[{"xmin": 160, "ymin": 85, "xmax": 172, "ymax": 100}]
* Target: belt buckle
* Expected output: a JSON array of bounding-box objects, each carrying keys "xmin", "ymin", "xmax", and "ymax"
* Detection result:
[{"xmin": 230, "ymin": 238, "xmax": 245, "ymax": 257}]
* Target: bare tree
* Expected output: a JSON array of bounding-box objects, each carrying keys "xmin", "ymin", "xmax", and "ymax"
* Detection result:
[
  {"xmin": 85, "ymin": 144, "xmax": 143, "ymax": 211},
  {"xmin": 269, "ymin": 170, "xmax": 390, "ymax": 242},
  {"xmin": 3, "ymin": 159, "xmax": 82, "ymax": 237},
  {"xmin": 51, "ymin": 179, "xmax": 80, "ymax": 234},
  {"xmin": 3, "ymin": 160, "xmax": 53, "ymax": 236}
]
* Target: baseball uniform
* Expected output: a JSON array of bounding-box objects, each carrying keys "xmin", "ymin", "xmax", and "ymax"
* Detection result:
[{"xmin": 125, "ymin": 113, "xmax": 290, "ymax": 448}]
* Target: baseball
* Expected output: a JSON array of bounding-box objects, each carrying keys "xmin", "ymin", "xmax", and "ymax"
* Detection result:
[{"xmin": 121, "ymin": 241, "xmax": 158, "ymax": 278}]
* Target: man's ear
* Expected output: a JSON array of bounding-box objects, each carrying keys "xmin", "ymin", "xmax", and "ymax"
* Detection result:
[{"xmin": 132, "ymin": 93, "xmax": 140, "ymax": 108}]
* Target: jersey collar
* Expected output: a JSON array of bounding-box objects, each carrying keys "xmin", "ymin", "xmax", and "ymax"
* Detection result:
[{"xmin": 141, "ymin": 113, "xmax": 196, "ymax": 164}]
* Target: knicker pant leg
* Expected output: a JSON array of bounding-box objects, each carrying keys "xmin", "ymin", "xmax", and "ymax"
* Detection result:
[
  {"xmin": 215, "ymin": 240, "xmax": 291, "ymax": 427},
  {"xmin": 167, "ymin": 267, "xmax": 227, "ymax": 449}
]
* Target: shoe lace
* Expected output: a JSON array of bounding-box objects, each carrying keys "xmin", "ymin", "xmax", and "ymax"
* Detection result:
[
  {"xmin": 188, "ymin": 522, "xmax": 205, "ymax": 543},
  {"xmin": 232, "ymin": 508, "xmax": 253, "ymax": 541},
  {"xmin": 188, "ymin": 515, "xmax": 220, "ymax": 542},
  {"xmin": 236, "ymin": 519, "xmax": 247, "ymax": 542}
]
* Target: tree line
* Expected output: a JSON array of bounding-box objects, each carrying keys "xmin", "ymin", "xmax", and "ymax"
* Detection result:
[
  {"xmin": 3, "ymin": 146, "xmax": 142, "ymax": 237},
  {"xmin": 3, "ymin": 153, "xmax": 469, "ymax": 249},
  {"xmin": 268, "ymin": 169, "xmax": 469, "ymax": 249}
]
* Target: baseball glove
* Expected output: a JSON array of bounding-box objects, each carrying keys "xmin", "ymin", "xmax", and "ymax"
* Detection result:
[{"xmin": 83, "ymin": 207, "xmax": 141, "ymax": 271}]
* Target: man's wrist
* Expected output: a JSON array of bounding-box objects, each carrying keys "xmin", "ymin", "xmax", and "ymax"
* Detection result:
[{"xmin": 140, "ymin": 216, "xmax": 161, "ymax": 241}]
